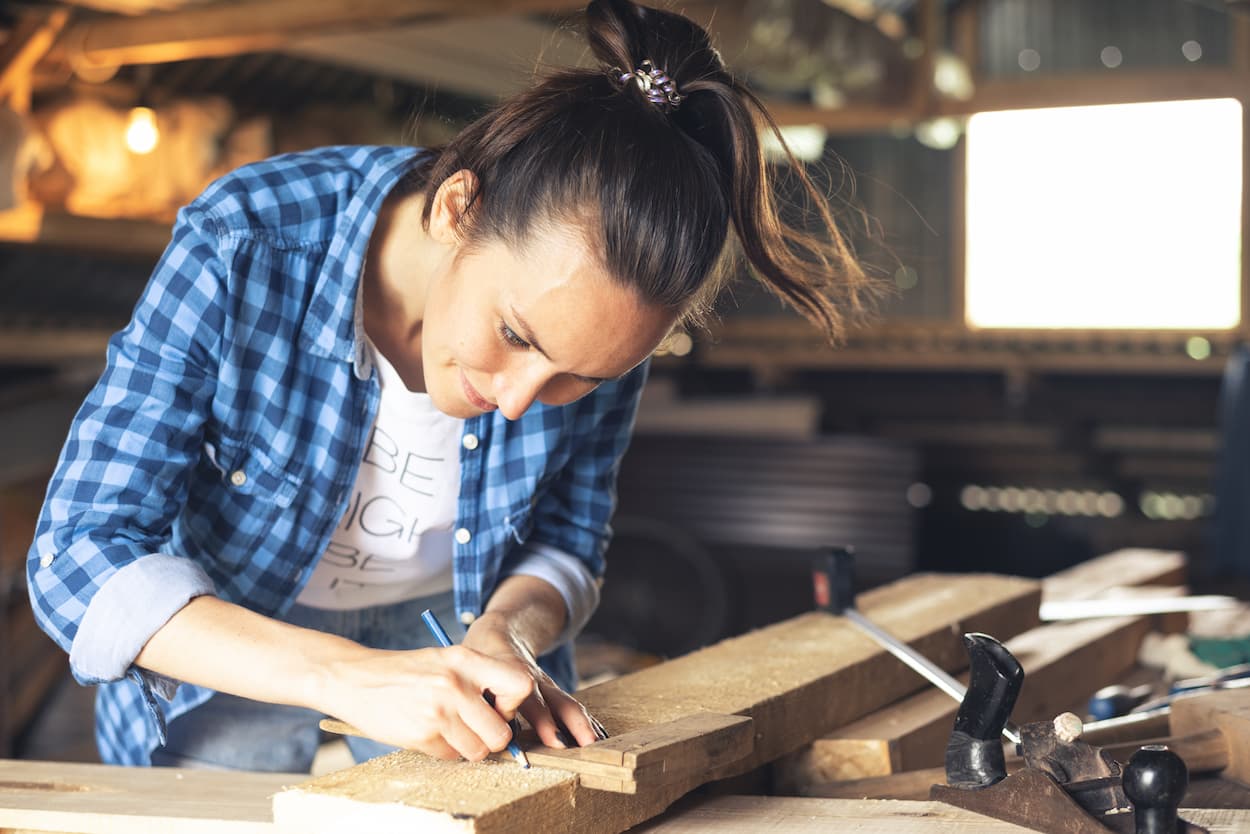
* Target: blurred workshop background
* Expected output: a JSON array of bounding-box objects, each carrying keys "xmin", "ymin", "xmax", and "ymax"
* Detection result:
[{"xmin": 0, "ymin": 0, "xmax": 1246, "ymax": 763}]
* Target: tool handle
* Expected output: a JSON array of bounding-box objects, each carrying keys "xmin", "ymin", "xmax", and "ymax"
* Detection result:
[
  {"xmin": 944, "ymin": 632, "xmax": 1024, "ymax": 788},
  {"xmin": 1088, "ymin": 683, "xmax": 1154, "ymax": 721},
  {"xmin": 811, "ymin": 547, "xmax": 856, "ymax": 616},
  {"xmin": 1123, "ymin": 744, "xmax": 1188, "ymax": 834}
]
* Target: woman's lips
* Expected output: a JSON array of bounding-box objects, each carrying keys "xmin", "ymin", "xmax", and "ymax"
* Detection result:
[{"xmin": 460, "ymin": 370, "xmax": 497, "ymax": 412}]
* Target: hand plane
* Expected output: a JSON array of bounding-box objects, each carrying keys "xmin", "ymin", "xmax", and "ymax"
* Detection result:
[{"xmin": 930, "ymin": 632, "xmax": 1208, "ymax": 834}]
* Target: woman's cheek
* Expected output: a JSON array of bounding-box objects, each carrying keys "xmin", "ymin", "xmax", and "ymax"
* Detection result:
[{"xmin": 538, "ymin": 376, "xmax": 601, "ymax": 406}]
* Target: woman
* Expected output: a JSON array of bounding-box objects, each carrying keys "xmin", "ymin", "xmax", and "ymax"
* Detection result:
[{"xmin": 26, "ymin": 0, "xmax": 879, "ymax": 771}]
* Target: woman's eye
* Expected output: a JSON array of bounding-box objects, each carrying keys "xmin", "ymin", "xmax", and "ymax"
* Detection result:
[{"xmin": 499, "ymin": 322, "xmax": 531, "ymax": 348}]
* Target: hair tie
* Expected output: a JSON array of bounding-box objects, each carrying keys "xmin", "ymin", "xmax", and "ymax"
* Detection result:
[{"xmin": 615, "ymin": 59, "xmax": 683, "ymax": 111}]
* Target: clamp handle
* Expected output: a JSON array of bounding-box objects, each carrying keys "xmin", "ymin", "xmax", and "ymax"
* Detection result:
[{"xmin": 812, "ymin": 546, "xmax": 856, "ymax": 615}]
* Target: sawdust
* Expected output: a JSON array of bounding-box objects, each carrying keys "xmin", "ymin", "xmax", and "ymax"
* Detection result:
[{"xmin": 294, "ymin": 749, "xmax": 575, "ymax": 815}]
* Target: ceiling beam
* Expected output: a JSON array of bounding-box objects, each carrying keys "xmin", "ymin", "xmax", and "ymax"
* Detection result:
[
  {"xmin": 764, "ymin": 67, "xmax": 1248, "ymax": 133},
  {"xmin": 50, "ymin": 0, "xmax": 584, "ymax": 69},
  {"xmin": 0, "ymin": 8, "xmax": 72, "ymax": 112}
]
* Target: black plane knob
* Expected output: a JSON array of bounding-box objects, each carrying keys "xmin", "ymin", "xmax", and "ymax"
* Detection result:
[{"xmin": 1123, "ymin": 745, "xmax": 1188, "ymax": 834}]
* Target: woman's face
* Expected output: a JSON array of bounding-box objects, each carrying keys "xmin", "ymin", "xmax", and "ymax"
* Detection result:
[{"xmin": 419, "ymin": 222, "xmax": 677, "ymax": 421}]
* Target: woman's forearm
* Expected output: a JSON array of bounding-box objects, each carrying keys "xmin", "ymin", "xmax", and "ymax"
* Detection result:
[
  {"xmin": 134, "ymin": 595, "xmax": 363, "ymax": 714},
  {"xmin": 476, "ymin": 574, "xmax": 569, "ymax": 658}
]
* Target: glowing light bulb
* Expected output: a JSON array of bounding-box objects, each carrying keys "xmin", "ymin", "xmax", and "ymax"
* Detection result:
[{"xmin": 126, "ymin": 106, "xmax": 159, "ymax": 154}]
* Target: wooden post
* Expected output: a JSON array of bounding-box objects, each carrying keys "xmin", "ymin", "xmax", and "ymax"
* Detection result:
[
  {"xmin": 1235, "ymin": 13, "xmax": 1250, "ymax": 337},
  {"xmin": 0, "ymin": 8, "xmax": 71, "ymax": 113}
]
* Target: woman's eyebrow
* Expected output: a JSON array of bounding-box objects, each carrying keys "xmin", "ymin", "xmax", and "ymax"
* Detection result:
[{"xmin": 511, "ymin": 307, "xmax": 609, "ymax": 385}]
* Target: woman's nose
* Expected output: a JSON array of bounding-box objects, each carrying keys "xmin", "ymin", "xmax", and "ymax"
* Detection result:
[{"xmin": 493, "ymin": 362, "xmax": 548, "ymax": 421}]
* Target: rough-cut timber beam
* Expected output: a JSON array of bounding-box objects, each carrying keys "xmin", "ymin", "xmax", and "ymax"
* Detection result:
[
  {"xmin": 765, "ymin": 67, "xmax": 1247, "ymax": 131},
  {"xmin": 0, "ymin": 8, "xmax": 72, "ymax": 109},
  {"xmin": 634, "ymin": 795, "xmax": 1250, "ymax": 833},
  {"xmin": 51, "ymin": 0, "xmax": 585, "ymax": 69},
  {"xmin": 0, "ymin": 758, "xmax": 291, "ymax": 833}
]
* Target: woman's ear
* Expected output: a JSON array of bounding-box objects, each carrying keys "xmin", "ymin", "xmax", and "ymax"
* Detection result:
[{"xmin": 428, "ymin": 169, "xmax": 479, "ymax": 245}]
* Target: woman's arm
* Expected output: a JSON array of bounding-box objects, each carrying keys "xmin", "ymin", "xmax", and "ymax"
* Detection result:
[{"xmin": 135, "ymin": 595, "xmax": 534, "ymax": 761}]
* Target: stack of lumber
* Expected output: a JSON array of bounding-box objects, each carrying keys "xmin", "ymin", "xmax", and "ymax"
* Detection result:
[
  {"xmin": 774, "ymin": 548, "xmax": 1188, "ymax": 793},
  {"xmin": 2, "ymin": 548, "xmax": 1247, "ymax": 834},
  {"xmin": 0, "ymin": 480, "xmax": 65, "ymax": 757}
]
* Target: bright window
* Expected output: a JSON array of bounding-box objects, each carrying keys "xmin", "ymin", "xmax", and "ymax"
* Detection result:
[{"xmin": 965, "ymin": 98, "xmax": 1242, "ymax": 329}]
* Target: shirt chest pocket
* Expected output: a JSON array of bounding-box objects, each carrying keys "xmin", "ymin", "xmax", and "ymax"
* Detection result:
[{"xmin": 182, "ymin": 435, "xmax": 305, "ymax": 570}]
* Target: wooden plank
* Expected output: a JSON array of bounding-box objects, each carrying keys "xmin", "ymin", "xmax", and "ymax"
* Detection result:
[
  {"xmin": 1172, "ymin": 689, "xmax": 1250, "ymax": 789},
  {"xmin": 775, "ymin": 614, "xmax": 1150, "ymax": 788},
  {"xmin": 0, "ymin": 759, "xmax": 292, "ymax": 833},
  {"xmin": 272, "ymin": 572, "xmax": 1041, "ymax": 834},
  {"xmin": 0, "ymin": 204, "xmax": 172, "ymax": 257},
  {"xmin": 630, "ymin": 795, "xmax": 1250, "ymax": 833},
  {"xmin": 1040, "ymin": 549, "xmax": 1187, "ymax": 604},
  {"xmin": 321, "ymin": 712, "xmax": 755, "ymax": 794},
  {"xmin": 525, "ymin": 713, "xmax": 754, "ymax": 794},
  {"xmin": 766, "ymin": 68, "xmax": 1246, "ymax": 132}
]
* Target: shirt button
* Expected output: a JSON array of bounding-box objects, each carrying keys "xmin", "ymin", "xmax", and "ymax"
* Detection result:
[
  {"xmin": 39, "ymin": 553, "xmax": 54, "ymax": 568},
  {"xmin": 461, "ymin": 433, "xmax": 479, "ymax": 451},
  {"xmin": 230, "ymin": 470, "xmax": 247, "ymax": 487},
  {"xmin": 459, "ymin": 611, "xmax": 477, "ymax": 626},
  {"xmin": 454, "ymin": 528, "xmax": 472, "ymax": 545}
]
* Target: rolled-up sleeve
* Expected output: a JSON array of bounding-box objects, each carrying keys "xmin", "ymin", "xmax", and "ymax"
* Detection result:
[
  {"xmin": 502, "ymin": 542, "xmax": 601, "ymax": 644},
  {"xmin": 27, "ymin": 204, "xmax": 226, "ymax": 693}
]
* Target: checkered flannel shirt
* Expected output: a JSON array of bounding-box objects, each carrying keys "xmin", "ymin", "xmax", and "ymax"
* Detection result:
[{"xmin": 26, "ymin": 145, "xmax": 647, "ymax": 764}]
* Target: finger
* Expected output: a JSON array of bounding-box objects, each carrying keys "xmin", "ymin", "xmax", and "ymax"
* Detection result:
[
  {"xmin": 449, "ymin": 647, "xmax": 533, "ymax": 714},
  {"xmin": 440, "ymin": 713, "xmax": 496, "ymax": 762},
  {"xmin": 416, "ymin": 736, "xmax": 462, "ymax": 761},
  {"xmin": 541, "ymin": 685, "xmax": 601, "ymax": 748},
  {"xmin": 518, "ymin": 687, "xmax": 568, "ymax": 749},
  {"xmin": 590, "ymin": 715, "xmax": 610, "ymax": 741},
  {"xmin": 456, "ymin": 691, "xmax": 518, "ymax": 754}
]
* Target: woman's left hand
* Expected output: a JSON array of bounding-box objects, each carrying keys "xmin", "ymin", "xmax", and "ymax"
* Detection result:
[{"xmin": 462, "ymin": 611, "xmax": 607, "ymax": 748}]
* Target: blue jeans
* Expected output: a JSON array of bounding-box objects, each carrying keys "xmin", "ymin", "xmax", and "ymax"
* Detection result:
[{"xmin": 149, "ymin": 590, "xmax": 463, "ymax": 772}]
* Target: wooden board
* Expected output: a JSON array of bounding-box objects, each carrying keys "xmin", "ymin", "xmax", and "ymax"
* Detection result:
[
  {"xmin": 323, "ymin": 712, "xmax": 755, "ymax": 794},
  {"xmin": 1172, "ymin": 689, "xmax": 1250, "ymax": 788},
  {"xmin": 521, "ymin": 713, "xmax": 754, "ymax": 793},
  {"xmin": 775, "ymin": 614, "xmax": 1151, "ymax": 787},
  {"xmin": 0, "ymin": 759, "xmax": 292, "ymax": 834},
  {"xmin": 1040, "ymin": 549, "xmax": 1186, "ymax": 603},
  {"xmin": 629, "ymin": 795, "xmax": 1250, "ymax": 833},
  {"xmin": 272, "ymin": 572, "xmax": 1041, "ymax": 834}
]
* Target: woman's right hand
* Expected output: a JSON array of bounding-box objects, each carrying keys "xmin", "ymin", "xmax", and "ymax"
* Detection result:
[{"xmin": 318, "ymin": 644, "xmax": 535, "ymax": 761}]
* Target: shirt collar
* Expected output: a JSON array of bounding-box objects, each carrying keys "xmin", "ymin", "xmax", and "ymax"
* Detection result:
[{"xmin": 298, "ymin": 146, "xmax": 424, "ymax": 379}]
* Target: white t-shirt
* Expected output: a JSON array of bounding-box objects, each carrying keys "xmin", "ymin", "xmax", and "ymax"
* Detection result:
[{"xmin": 296, "ymin": 343, "xmax": 464, "ymax": 610}]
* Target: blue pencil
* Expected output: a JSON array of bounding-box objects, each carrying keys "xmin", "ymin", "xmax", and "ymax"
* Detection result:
[{"xmin": 421, "ymin": 608, "xmax": 530, "ymax": 769}]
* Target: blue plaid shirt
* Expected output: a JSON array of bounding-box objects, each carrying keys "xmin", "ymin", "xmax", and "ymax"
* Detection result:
[{"xmin": 25, "ymin": 146, "xmax": 647, "ymax": 765}]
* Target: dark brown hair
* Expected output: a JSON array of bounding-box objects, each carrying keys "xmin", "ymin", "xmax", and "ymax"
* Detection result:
[{"xmin": 412, "ymin": 0, "xmax": 881, "ymax": 343}]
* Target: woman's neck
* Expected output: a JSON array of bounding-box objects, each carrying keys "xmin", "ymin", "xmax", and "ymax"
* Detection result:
[{"xmin": 362, "ymin": 190, "xmax": 438, "ymax": 392}]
